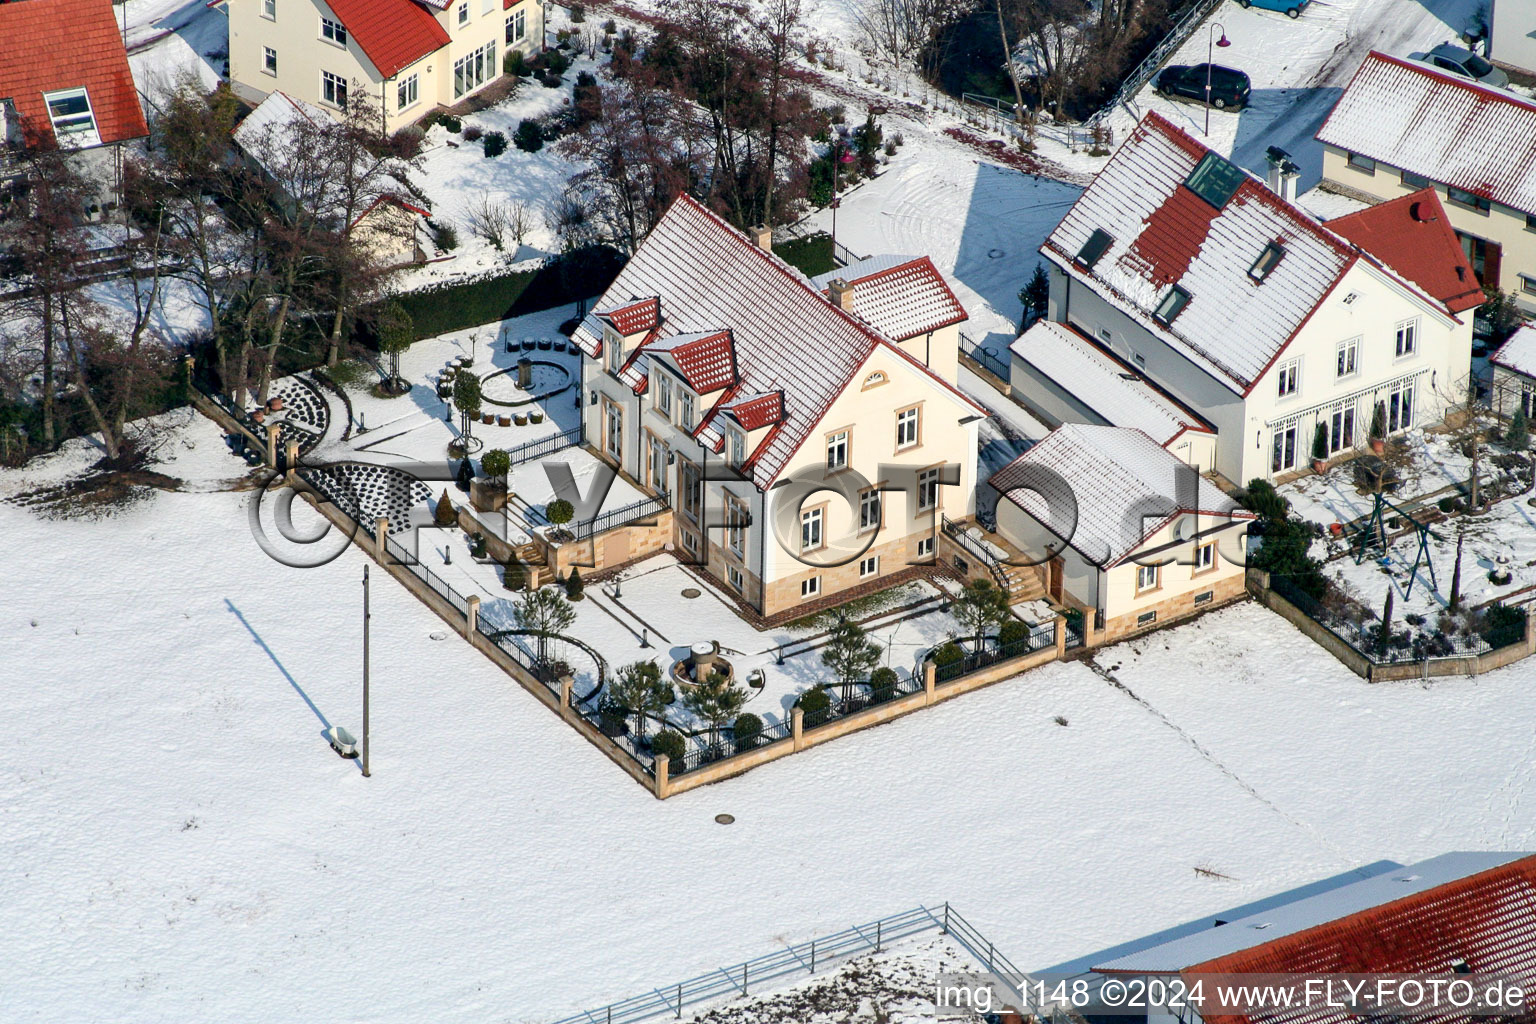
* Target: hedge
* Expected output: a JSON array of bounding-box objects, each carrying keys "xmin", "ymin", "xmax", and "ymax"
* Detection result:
[
  {"xmin": 366, "ymin": 245, "xmax": 625, "ymax": 343},
  {"xmin": 774, "ymin": 232, "xmax": 836, "ymax": 277}
]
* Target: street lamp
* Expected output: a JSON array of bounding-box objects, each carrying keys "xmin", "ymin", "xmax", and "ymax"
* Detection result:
[{"xmin": 1205, "ymin": 23, "xmax": 1231, "ymax": 138}]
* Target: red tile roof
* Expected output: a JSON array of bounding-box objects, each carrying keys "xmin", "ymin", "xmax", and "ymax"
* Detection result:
[
  {"xmin": 812, "ymin": 255, "xmax": 968, "ymax": 341},
  {"xmin": 651, "ymin": 330, "xmax": 737, "ymax": 394},
  {"xmin": 0, "ymin": 0, "xmax": 148, "ymax": 147},
  {"xmin": 1317, "ymin": 51, "xmax": 1536, "ymax": 216},
  {"xmin": 722, "ymin": 391, "xmax": 784, "ymax": 431},
  {"xmin": 1325, "ymin": 189, "xmax": 1484, "ymax": 315},
  {"xmin": 1187, "ymin": 855, "xmax": 1536, "ymax": 1024},
  {"xmin": 598, "ymin": 296, "xmax": 661, "ymax": 337},
  {"xmin": 574, "ymin": 195, "xmax": 984, "ymax": 489},
  {"xmin": 324, "ymin": 0, "xmax": 449, "ymax": 80}
]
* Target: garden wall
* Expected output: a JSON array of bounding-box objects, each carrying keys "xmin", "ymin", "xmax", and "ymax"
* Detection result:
[{"xmin": 1247, "ymin": 570, "xmax": 1536, "ymax": 681}]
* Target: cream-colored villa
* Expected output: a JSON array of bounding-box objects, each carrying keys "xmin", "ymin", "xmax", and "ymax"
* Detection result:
[
  {"xmin": 226, "ymin": 0, "xmax": 542, "ymax": 133},
  {"xmin": 572, "ymin": 196, "xmax": 986, "ymax": 620}
]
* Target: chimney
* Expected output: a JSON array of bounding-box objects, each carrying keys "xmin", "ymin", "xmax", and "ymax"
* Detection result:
[
  {"xmin": 751, "ymin": 224, "xmax": 772, "ymax": 251},
  {"xmin": 1265, "ymin": 145, "xmax": 1299, "ymax": 203},
  {"xmin": 827, "ymin": 277, "xmax": 855, "ymax": 312}
]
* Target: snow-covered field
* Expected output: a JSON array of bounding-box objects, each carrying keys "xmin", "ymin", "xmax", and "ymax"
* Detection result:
[{"xmin": 5, "ymin": 406, "xmax": 1536, "ymax": 1022}]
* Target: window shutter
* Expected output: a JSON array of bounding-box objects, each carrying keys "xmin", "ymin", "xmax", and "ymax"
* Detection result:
[{"xmin": 1486, "ymin": 241, "xmax": 1503, "ymax": 289}]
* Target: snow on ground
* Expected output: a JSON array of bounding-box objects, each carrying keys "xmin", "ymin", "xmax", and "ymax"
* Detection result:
[
  {"xmin": 125, "ymin": 0, "xmax": 227, "ymax": 102},
  {"xmin": 7, "ymin": 402, "xmax": 1536, "ymax": 1022},
  {"xmin": 1105, "ymin": 0, "xmax": 1485, "ymax": 190}
]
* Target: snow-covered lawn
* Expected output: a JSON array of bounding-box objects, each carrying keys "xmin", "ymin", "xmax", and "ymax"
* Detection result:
[{"xmin": 8, "ymin": 414, "xmax": 1536, "ymax": 1023}]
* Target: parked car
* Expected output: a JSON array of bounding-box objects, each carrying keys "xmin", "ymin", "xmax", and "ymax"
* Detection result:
[
  {"xmin": 1236, "ymin": 0, "xmax": 1309, "ymax": 17},
  {"xmin": 1415, "ymin": 43, "xmax": 1510, "ymax": 89},
  {"xmin": 1154, "ymin": 64, "xmax": 1252, "ymax": 109}
]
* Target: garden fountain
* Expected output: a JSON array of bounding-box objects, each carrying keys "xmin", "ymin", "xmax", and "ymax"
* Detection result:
[{"xmin": 670, "ymin": 640, "xmax": 734, "ymax": 690}]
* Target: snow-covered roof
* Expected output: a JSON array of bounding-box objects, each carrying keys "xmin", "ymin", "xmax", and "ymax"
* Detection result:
[
  {"xmin": 573, "ymin": 196, "xmax": 983, "ymax": 489},
  {"xmin": 649, "ymin": 330, "xmax": 737, "ymax": 395},
  {"xmin": 1042, "ymin": 113, "xmax": 1358, "ymax": 395},
  {"xmin": 1094, "ymin": 852, "xmax": 1533, "ymax": 975},
  {"xmin": 810, "ymin": 255, "xmax": 967, "ymax": 341},
  {"xmin": 989, "ymin": 423, "xmax": 1249, "ymax": 567},
  {"xmin": 232, "ymin": 90, "xmax": 330, "ymax": 180},
  {"xmin": 721, "ymin": 390, "xmax": 784, "ymax": 430},
  {"xmin": 1009, "ymin": 321, "xmax": 1213, "ymax": 448},
  {"xmin": 1317, "ymin": 51, "xmax": 1536, "ymax": 216},
  {"xmin": 1492, "ymin": 323, "xmax": 1536, "ymax": 378}
]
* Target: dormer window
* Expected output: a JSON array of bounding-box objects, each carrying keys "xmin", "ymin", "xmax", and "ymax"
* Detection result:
[
  {"xmin": 43, "ymin": 88, "xmax": 98, "ymax": 147},
  {"xmin": 1153, "ymin": 285, "xmax": 1191, "ymax": 325},
  {"xmin": 1249, "ymin": 242, "xmax": 1284, "ymax": 282},
  {"xmin": 656, "ymin": 374, "xmax": 673, "ymax": 415},
  {"xmin": 604, "ymin": 329, "xmax": 622, "ymax": 372},
  {"xmin": 1075, "ymin": 228, "xmax": 1113, "ymax": 269},
  {"xmin": 727, "ymin": 427, "xmax": 745, "ymax": 467},
  {"xmin": 677, "ymin": 389, "xmax": 695, "ymax": 430}
]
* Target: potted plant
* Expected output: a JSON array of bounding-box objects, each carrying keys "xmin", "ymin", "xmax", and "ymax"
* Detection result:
[
  {"xmin": 529, "ymin": 411, "xmax": 545, "ymax": 424},
  {"xmin": 1311, "ymin": 423, "xmax": 1329, "ymax": 474},
  {"xmin": 514, "ymin": 413, "xmax": 529, "ymax": 426},
  {"xmin": 1369, "ymin": 401, "xmax": 1387, "ymax": 454},
  {"xmin": 481, "ymin": 412, "xmax": 495, "ymax": 425}
]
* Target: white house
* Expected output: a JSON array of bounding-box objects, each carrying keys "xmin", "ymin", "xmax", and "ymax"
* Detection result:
[
  {"xmin": 571, "ymin": 196, "xmax": 985, "ymax": 620},
  {"xmin": 1490, "ymin": 0, "xmax": 1536, "ymax": 78},
  {"xmin": 226, "ymin": 0, "xmax": 542, "ymax": 135},
  {"xmin": 0, "ymin": 0, "xmax": 149, "ymax": 218},
  {"xmin": 1317, "ymin": 51, "xmax": 1536, "ymax": 311},
  {"xmin": 1038, "ymin": 111, "xmax": 1480, "ymax": 486},
  {"xmin": 989, "ymin": 424, "xmax": 1253, "ymax": 641}
]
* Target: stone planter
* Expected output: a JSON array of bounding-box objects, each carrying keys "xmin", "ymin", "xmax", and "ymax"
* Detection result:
[
  {"xmin": 497, "ymin": 415, "xmax": 512, "ymax": 427},
  {"xmin": 514, "ymin": 413, "xmax": 528, "ymax": 426},
  {"xmin": 1312, "ymin": 458, "xmax": 1328, "ymax": 474},
  {"xmin": 529, "ymin": 412, "xmax": 544, "ymax": 424},
  {"xmin": 469, "ymin": 475, "xmax": 507, "ymax": 513},
  {"xmin": 481, "ymin": 412, "xmax": 495, "ymax": 425},
  {"xmin": 1370, "ymin": 437, "xmax": 1385, "ymax": 455}
]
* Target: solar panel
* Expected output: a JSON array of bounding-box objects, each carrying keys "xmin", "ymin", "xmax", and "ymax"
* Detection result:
[{"xmin": 1185, "ymin": 152, "xmax": 1246, "ymax": 209}]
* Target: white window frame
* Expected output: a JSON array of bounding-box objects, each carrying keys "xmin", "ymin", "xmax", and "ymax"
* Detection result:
[
  {"xmin": 726, "ymin": 496, "xmax": 747, "ymax": 557},
  {"xmin": 655, "ymin": 373, "xmax": 672, "ymax": 414},
  {"xmin": 917, "ymin": 467, "xmax": 940, "ymax": 513},
  {"xmin": 1336, "ymin": 337, "xmax": 1359, "ymax": 378},
  {"xmin": 1388, "ymin": 381, "xmax": 1415, "ymax": 433},
  {"xmin": 1395, "ymin": 319, "xmax": 1418, "ymax": 359},
  {"xmin": 801, "ymin": 506, "xmax": 824, "ymax": 551},
  {"xmin": 1272, "ymin": 422, "xmax": 1298, "ymax": 474},
  {"xmin": 396, "ymin": 73, "xmax": 419, "ymax": 110},
  {"xmin": 858, "ymin": 489, "xmax": 881, "ymax": 533},
  {"xmin": 680, "ymin": 460, "xmax": 702, "ymax": 522},
  {"xmin": 262, "ymin": 47, "xmax": 278, "ymax": 76},
  {"xmin": 896, "ymin": 407, "xmax": 919, "ymax": 450},
  {"xmin": 915, "ymin": 535, "xmax": 935, "ymax": 559},
  {"xmin": 646, "ymin": 435, "xmax": 667, "ymax": 495},
  {"xmin": 1137, "ymin": 564, "xmax": 1159, "ymax": 593},
  {"xmin": 727, "ymin": 426, "xmax": 745, "ymax": 467},
  {"xmin": 506, "ymin": 8, "xmax": 526, "ymax": 43},
  {"xmin": 859, "ymin": 555, "xmax": 879, "ymax": 578},
  {"xmin": 453, "ymin": 41, "xmax": 496, "ymax": 99},
  {"xmin": 320, "ymin": 71, "xmax": 348, "ymax": 109},
  {"xmin": 1195, "ymin": 542, "xmax": 1215, "ymax": 571},
  {"xmin": 1276, "ymin": 358, "xmax": 1300, "ymax": 399},
  {"xmin": 826, "ymin": 430, "xmax": 848, "ymax": 471},
  {"xmin": 728, "ymin": 566, "xmax": 744, "ymax": 592},
  {"xmin": 262, "ymin": 0, "xmax": 275, "ymax": 18},
  {"xmin": 320, "ymin": 16, "xmax": 347, "ymax": 46},
  {"xmin": 677, "ymin": 390, "xmax": 695, "ymax": 431},
  {"xmin": 1329, "ymin": 405, "xmax": 1356, "ymax": 455},
  {"xmin": 42, "ymin": 88, "xmax": 98, "ymax": 145},
  {"xmin": 458, "ymin": 2, "xmax": 470, "ymax": 25},
  {"xmin": 801, "ymin": 576, "xmax": 821, "ymax": 599}
]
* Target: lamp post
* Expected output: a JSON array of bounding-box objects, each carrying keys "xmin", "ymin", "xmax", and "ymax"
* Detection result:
[
  {"xmin": 1205, "ymin": 23, "xmax": 1231, "ymax": 138},
  {"xmin": 362, "ymin": 565, "xmax": 371, "ymax": 778}
]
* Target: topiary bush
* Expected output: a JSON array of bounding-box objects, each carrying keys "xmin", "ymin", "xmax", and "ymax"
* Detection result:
[
  {"xmin": 502, "ymin": 560, "xmax": 525, "ymax": 590},
  {"xmin": 434, "ymin": 489, "xmax": 456, "ymax": 527},
  {"xmin": 546, "ymin": 498, "xmax": 574, "ymax": 528},
  {"xmin": 869, "ymin": 666, "xmax": 899, "ymax": 703},
  {"xmin": 482, "ymin": 130, "xmax": 507, "ymax": 158},
  {"xmin": 732, "ymin": 712, "xmax": 762, "ymax": 752},
  {"xmin": 794, "ymin": 685, "xmax": 832, "ymax": 727},
  {"xmin": 565, "ymin": 567, "xmax": 584, "ymax": 601},
  {"xmin": 998, "ymin": 618, "xmax": 1029, "ymax": 650},
  {"xmin": 932, "ymin": 641, "xmax": 963, "ymax": 667},
  {"xmin": 651, "ymin": 729, "xmax": 686, "ymax": 768},
  {"xmin": 480, "ymin": 448, "xmax": 510, "ymax": 481},
  {"xmin": 514, "ymin": 119, "xmax": 544, "ymax": 152},
  {"xmin": 440, "ymin": 113, "xmax": 463, "ymax": 133}
]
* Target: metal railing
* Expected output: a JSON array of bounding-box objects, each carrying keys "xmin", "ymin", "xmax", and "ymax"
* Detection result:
[
  {"xmin": 547, "ymin": 903, "xmax": 1032, "ymax": 1024},
  {"xmin": 574, "ymin": 493, "xmax": 669, "ymax": 542},
  {"xmin": 1089, "ymin": 0, "xmax": 1226, "ymax": 125},
  {"xmin": 506, "ymin": 424, "xmax": 584, "ymax": 467},
  {"xmin": 932, "ymin": 623, "xmax": 1056, "ymax": 683},
  {"xmin": 960, "ymin": 333, "xmax": 1011, "ymax": 382}
]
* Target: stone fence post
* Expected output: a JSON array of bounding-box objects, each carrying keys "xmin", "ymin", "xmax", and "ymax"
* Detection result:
[
  {"xmin": 923, "ymin": 660, "xmax": 936, "ymax": 704},
  {"xmin": 791, "ymin": 706, "xmax": 805, "ymax": 751},
  {"xmin": 654, "ymin": 754, "xmax": 671, "ymax": 799},
  {"xmin": 465, "ymin": 594, "xmax": 480, "ymax": 638},
  {"xmin": 375, "ymin": 517, "xmax": 389, "ymax": 561}
]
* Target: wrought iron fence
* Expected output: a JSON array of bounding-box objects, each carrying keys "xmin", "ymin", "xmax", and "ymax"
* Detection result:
[
  {"xmin": 547, "ymin": 903, "xmax": 1032, "ymax": 1024},
  {"xmin": 1089, "ymin": 0, "xmax": 1227, "ymax": 125},
  {"xmin": 575, "ymin": 494, "xmax": 670, "ymax": 542},
  {"xmin": 506, "ymin": 424, "xmax": 584, "ymax": 467},
  {"xmin": 933, "ymin": 623, "xmax": 1057, "ymax": 683},
  {"xmin": 959, "ymin": 334, "xmax": 1010, "ymax": 382}
]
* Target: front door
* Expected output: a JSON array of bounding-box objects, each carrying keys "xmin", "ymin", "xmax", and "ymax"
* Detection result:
[
  {"xmin": 1329, "ymin": 406, "xmax": 1356, "ymax": 455},
  {"xmin": 1272, "ymin": 423, "xmax": 1298, "ymax": 474},
  {"xmin": 1048, "ymin": 556, "xmax": 1063, "ymax": 602}
]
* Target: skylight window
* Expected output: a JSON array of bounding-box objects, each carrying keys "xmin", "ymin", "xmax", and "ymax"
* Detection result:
[
  {"xmin": 43, "ymin": 88, "xmax": 99, "ymax": 147},
  {"xmin": 1185, "ymin": 152, "xmax": 1246, "ymax": 210},
  {"xmin": 1249, "ymin": 242, "xmax": 1285, "ymax": 282},
  {"xmin": 1075, "ymin": 228, "xmax": 1113, "ymax": 269},
  {"xmin": 1153, "ymin": 285, "xmax": 1191, "ymax": 325}
]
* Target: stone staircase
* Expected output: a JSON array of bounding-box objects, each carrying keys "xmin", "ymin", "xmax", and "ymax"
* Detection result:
[{"xmin": 940, "ymin": 515, "xmax": 1047, "ymax": 604}]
